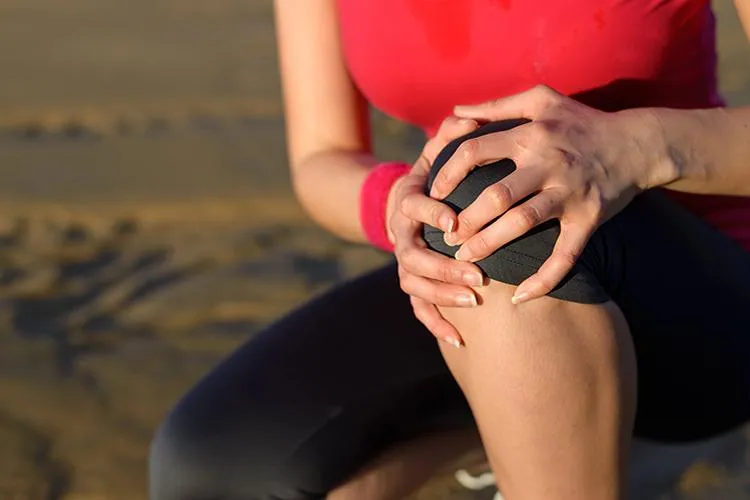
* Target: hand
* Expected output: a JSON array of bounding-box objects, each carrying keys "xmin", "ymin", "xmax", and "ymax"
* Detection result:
[
  {"xmin": 389, "ymin": 117, "xmax": 486, "ymax": 348},
  {"xmin": 431, "ymin": 85, "xmax": 659, "ymax": 304}
]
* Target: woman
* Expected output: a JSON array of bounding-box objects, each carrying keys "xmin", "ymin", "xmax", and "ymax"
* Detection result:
[{"xmin": 149, "ymin": 1, "xmax": 750, "ymax": 499}]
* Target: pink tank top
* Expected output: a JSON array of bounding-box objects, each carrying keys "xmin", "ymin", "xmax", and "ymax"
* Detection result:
[{"xmin": 337, "ymin": 0, "xmax": 750, "ymax": 250}]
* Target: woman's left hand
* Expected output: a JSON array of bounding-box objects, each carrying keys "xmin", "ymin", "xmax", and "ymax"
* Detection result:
[{"xmin": 431, "ymin": 85, "xmax": 666, "ymax": 304}]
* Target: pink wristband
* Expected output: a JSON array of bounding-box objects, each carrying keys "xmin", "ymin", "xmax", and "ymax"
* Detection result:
[{"xmin": 360, "ymin": 161, "xmax": 411, "ymax": 252}]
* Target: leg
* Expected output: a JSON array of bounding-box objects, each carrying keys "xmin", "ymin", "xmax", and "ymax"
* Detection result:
[
  {"xmin": 428, "ymin": 186, "xmax": 750, "ymax": 499},
  {"xmin": 411, "ymin": 119, "xmax": 750, "ymax": 500},
  {"xmin": 329, "ymin": 428, "xmax": 483, "ymax": 500},
  {"xmin": 149, "ymin": 264, "xmax": 481, "ymax": 500},
  {"xmin": 421, "ymin": 121, "xmax": 636, "ymax": 499},
  {"xmin": 440, "ymin": 284, "xmax": 637, "ymax": 500}
]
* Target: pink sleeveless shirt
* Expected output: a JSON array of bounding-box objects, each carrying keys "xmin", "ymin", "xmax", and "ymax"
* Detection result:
[{"xmin": 337, "ymin": 0, "xmax": 750, "ymax": 250}]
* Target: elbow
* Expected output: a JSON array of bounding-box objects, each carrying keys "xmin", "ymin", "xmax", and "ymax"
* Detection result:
[
  {"xmin": 289, "ymin": 162, "xmax": 331, "ymax": 229},
  {"xmin": 290, "ymin": 170, "xmax": 316, "ymax": 217}
]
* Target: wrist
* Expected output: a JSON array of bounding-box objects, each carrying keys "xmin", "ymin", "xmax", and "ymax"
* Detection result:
[
  {"xmin": 615, "ymin": 108, "xmax": 682, "ymax": 191},
  {"xmin": 385, "ymin": 175, "xmax": 407, "ymax": 245},
  {"xmin": 360, "ymin": 162, "xmax": 411, "ymax": 252},
  {"xmin": 642, "ymin": 108, "xmax": 685, "ymax": 189}
]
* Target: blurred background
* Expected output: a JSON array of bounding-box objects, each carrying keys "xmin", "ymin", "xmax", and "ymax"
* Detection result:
[{"xmin": 0, "ymin": 1, "xmax": 748, "ymax": 499}]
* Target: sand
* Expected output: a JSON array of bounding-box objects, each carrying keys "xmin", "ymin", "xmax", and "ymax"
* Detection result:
[{"xmin": 0, "ymin": 1, "xmax": 748, "ymax": 499}]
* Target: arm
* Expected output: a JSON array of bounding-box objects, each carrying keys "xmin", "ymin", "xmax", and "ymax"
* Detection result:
[
  {"xmin": 639, "ymin": 0, "xmax": 750, "ymax": 195},
  {"xmin": 274, "ymin": 0, "xmax": 375, "ymax": 242},
  {"xmin": 275, "ymin": 0, "xmax": 484, "ymax": 346},
  {"xmin": 643, "ymin": 106, "xmax": 750, "ymax": 195}
]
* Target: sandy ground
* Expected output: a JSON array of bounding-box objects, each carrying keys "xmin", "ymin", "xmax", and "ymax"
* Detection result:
[{"xmin": 0, "ymin": 1, "xmax": 749, "ymax": 499}]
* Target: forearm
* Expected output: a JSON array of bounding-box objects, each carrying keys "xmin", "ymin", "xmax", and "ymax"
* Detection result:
[
  {"xmin": 292, "ymin": 150, "xmax": 376, "ymax": 242},
  {"xmin": 637, "ymin": 106, "xmax": 750, "ymax": 195}
]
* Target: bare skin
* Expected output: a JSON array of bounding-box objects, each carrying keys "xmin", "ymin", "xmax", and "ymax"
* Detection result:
[
  {"xmin": 273, "ymin": 0, "xmax": 750, "ymax": 498},
  {"xmin": 438, "ymin": 282, "xmax": 637, "ymax": 500}
]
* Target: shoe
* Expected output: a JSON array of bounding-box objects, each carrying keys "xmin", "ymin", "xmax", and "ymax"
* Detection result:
[{"xmin": 454, "ymin": 469, "xmax": 505, "ymax": 500}]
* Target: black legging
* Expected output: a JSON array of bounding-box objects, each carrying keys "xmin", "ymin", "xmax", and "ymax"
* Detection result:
[{"xmin": 149, "ymin": 123, "xmax": 750, "ymax": 500}]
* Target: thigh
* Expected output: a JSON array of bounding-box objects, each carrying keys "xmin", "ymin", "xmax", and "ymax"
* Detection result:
[
  {"xmin": 599, "ymin": 190, "xmax": 750, "ymax": 442},
  {"xmin": 149, "ymin": 263, "xmax": 474, "ymax": 500}
]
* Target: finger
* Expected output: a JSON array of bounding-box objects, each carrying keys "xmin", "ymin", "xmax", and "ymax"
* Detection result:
[
  {"xmin": 423, "ymin": 116, "xmax": 480, "ymax": 162},
  {"xmin": 511, "ymin": 219, "xmax": 595, "ymax": 304},
  {"xmin": 429, "ymin": 126, "xmax": 525, "ymax": 199},
  {"xmin": 412, "ymin": 153, "xmax": 433, "ymax": 176},
  {"xmin": 399, "ymin": 269, "xmax": 479, "ymax": 307},
  {"xmin": 453, "ymin": 84, "xmax": 561, "ymax": 121},
  {"xmin": 397, "ymin": 243, "xmax": 484, "ymax": 286},
  {"xmin": 455, "ymin": 188, "xmax": 565, "ymax": 263},
  {"xmin": 446, "ymin": 167, "xmax": 545, "ymax": 246},
  {"xmin": 399, "ymin": 189, "xmax": 457, "ymax": 234},
  {"xmin": 410, "ymin": 295, "xmax": 464, "ymax": 348},
  {"xmin": 390, "ymin": 205, "xmax": 422, "ymax": 248},
  {"xmin": 389, "ymin": 177, "xmax": 426, "ymax": 243}
]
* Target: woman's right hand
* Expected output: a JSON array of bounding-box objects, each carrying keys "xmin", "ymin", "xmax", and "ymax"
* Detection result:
[{"xmin": 388, "ymin": 117, "xmax": 485, "ymax": 348}]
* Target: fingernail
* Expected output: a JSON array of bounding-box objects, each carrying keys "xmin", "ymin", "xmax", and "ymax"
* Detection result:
[
  {"xmin": 442, "ymin": 336, "xmax": 464, "ymax": 349},
  {"xmin": 511, "ymin": 292, "xmax": 529, "ymax": 305},
  {"xmin": 441, "ymin": 216, "xmax": 454, "ymax": 233},
  {"xmin": 455, "ymin": 247, "xmax": 470, "ymax": 261},
  {"xmin": 456, "ymin": 293, "xmax": 478, "ymax": 307},
  {"xmin": 463, "ymin": 272, "xmax": 483, "ymax": 287},
  {"xmin": 444, "ymin": 232, "xmax": 458, "ymax": 247}
]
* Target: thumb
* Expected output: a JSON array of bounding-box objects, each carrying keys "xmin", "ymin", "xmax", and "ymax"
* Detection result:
[{"xmin": 453, "ymin": 84, "xmax": 559, "ymax": 121}]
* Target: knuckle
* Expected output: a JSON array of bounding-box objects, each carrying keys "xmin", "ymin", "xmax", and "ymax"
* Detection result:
[
  {"xmin": 429, "ymin": 203, "xmax": 444, "ymax": 227},
  {"xmin": 437, "ymin": 262, "xmax": 456, "ymax": 283},
  {"xmin": 398, "ymin": 193, "xmax": 413, "ymax": 215},
  {"xmin": 534, "ymin": 275, "xmax": 556, "ymax": 293},
  {"xmin": 435, "ymin": 170, "xmax": 452, "ymax": 192},
  {"xmin": 435, "ymin": 288, "xmax": 453, "ymax": 306},
  {"xmin": 527, "ymin": 120, "xmax": 551, "ymax": 143},
  {"xmin": 410, "ymin": 295, "xmax": 429, "ymax": 313},
  {"xmin": 400, "ymin": 247, "xmax": 419, "ymax": 269},
  {"xmin": 458, "ymin": 138, "xmax": 479, "ymax": 163},
  {"xmin": 422, "ymin": 138, "xmax": 441, "ymax": 162},
  {"xmin": 457, "ymin": 212, "xmax": 476, "ymax": 233},
  {"xmin": 413, "ymin": 155, "xmax": 430, "ymax": 175},
  {"xmin": 412, "ymin": 302, "xmax": 429, "ymax": 324},
  {"xmin": 553, "ymin": 250, "xmax": 579, "ymax": 270},
  {"xmin": 484, "ymin": 182, "xmax": 513, "ymax": 210},
  {"xmin": 390, "ymin": 217, "xmax": 405, "ymax": 239},
  {"xmin": 399, "ymin": 274, "xmax": 411, "ymax": 294},
  {"xmin": 469, "ymin": 234, "xmax": 492, "ymax": 255},
  {"xmin": 432, "ymin": 261, "xmax": 447, "ymax": 282},
  {"xmin": 534, "ymin": 84, "xmax": 559, "ymax": 105},
  {"xmin": 448, "ymin": 264, "xmax": 464, "ymax": 283},
  {"xmin": 397, "ymin": 265, "xmax": 406, "ymax": 281},
  {"xmin": 439, "ymin": 116, "xmax": 462, "ymax": 134},
  {"xmin": 515, "ymin": 204, "xmax": 542, "ymax": 228}
]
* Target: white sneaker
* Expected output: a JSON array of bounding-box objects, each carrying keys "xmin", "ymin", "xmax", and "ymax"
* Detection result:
[{"xmin": 454, "ymin": 469, "xmax": 505, "ymax": 500}]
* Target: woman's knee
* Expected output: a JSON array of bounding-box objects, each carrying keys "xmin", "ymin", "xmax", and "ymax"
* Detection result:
[
  {"xmin": 423, "ymin": 120, "xmax": 609, "ymax": 304},
  {"xmin": 439, "ymin": 280, "xmax": 634, "ymax": 396}
]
